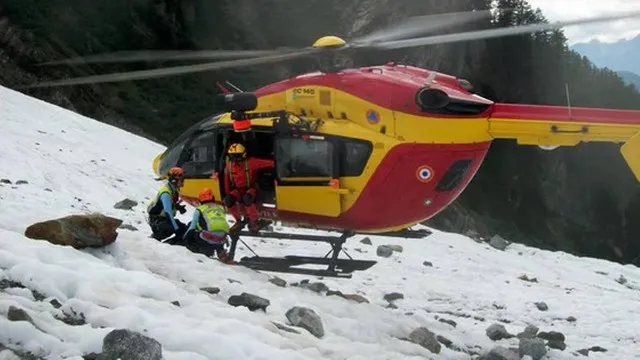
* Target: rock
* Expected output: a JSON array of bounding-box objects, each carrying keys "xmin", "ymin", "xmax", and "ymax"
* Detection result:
[
  {"xmin": 383, "ymin": 292, "xmax": 404, "ymax": 302},
  {"xmin": 326, "ymin": 290, "xmax": 369, "ymax": 303},
  {"xmin": 423, "ymin": 261, "xmax": 433, "ymax": 267},
  {"xmin": 489, "ymin": 234, "xmax": 509, "ymax": 250},
  {"xmin": 0, "ymin": 179, "xmax": 11, "ymax": 184},
  {"xmin": 589, "ymin": 345, "xmax": 607, "ymax": 352},
  {"xmin": 518, "ymin": 274, "xmax": 538, "ymax": 283},
  {"xmin": 100, "ymin": 329, "xmax": 162, "ymax": 360},
  {"xmin": 516, "ymin": 324, "xmax": 539, "ymax": 339},
  {"xmin": 376, "ymin": 245, "xmax": 393, "ymax": 257},
  {"xmin": 24, "ymin": 213, "xmax": 122, "ymax": 248},
  {"xmin": 408, "ymin": 327, "xmax": 441, "ymax": 354},
  {"xmin": 49, "ymin": 299, "xmax": 63, "ymax": 308},
  {"xmin": 566, "ymin": 316, "xmax": 577, "ymax": 322},
  {"xmin": 534, "ymin": 302, "xmax": 548, "ymax": 311},
  {"xmin": 537, "ymin": 331, "xmax": 565, "ymax": 342},
  {"xmin": 119, "ymin": 224, "xmax": 138, "ymax": 231},
  {"xmin": 7, "ymin": 306, "xmax": 34, "ymax": 324},
  {"xmin": 482, "ymin": 346, "xmax": 519, "ymax": 360},
  {"xmin": 114, "ymin": 198, "xmax": 138, "ymax": 210},
  {"xmin": 576, "ymin": 349, "xmax": 590, "ymax": 356},
  {"xmin": 268, "ymin": 277, "xmax": 286, "ymax": 287},
  {"xmin": 83, "ymin": 352, "xmax": 101, "ymax": 360},
  {"xmin": 306, "ymin": 282, "xmax": 329, "ymax": 293},
  {"xmin": 387, "ymin": 244, "xmax": 403, "ymax": 252},
  {"xmin": 200, "ymin": 287, "xmax": 220, "ymax": 295},
  {"xmin": 16, "ymin": 180, "xmax": 28, "ymax": 185},
  {"xmin": 228, "ymin": 292, "xmax": 270, "ymax": 311},
  {"xmin": 285, "ymin": 306, "xmax": 324, "ymax": 338},
  {"xmin": 438, "ymin": 318, "xmax": 457, "ymax": 327},
  {"xmin": 518, "ymin": 338, "xmax": 547, "ymax": 360},
  {"xmin": 436, "ymin": 335, "xmax": 452, "ymax": 347},
  {"xmin": 547, "ymin": 339, "xmax": 566, "ymax": 350},
  {"xmin": 486, "ymin": 323, "xmax": 512, "ymax": 341},
  {"xmin": 360, "ymin": 237, "xmax": 372, "ymax": 245}
]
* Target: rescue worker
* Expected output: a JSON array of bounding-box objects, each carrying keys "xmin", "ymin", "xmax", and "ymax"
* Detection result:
[
  {"xmin": 147, "ymin": 167, "xmax": 188, "ymax": 243},
  {"xmin": 183, "ymin": 188, "xmax": 233, "ymax": 263},
  {"xmin": 223, "ymin": 143, "xmax": 274, "ymax": 233}
]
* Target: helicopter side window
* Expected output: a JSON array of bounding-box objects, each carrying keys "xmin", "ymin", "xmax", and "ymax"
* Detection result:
[
  {"xmin": 276, "ymin": 137, "xmax": 334, "ymax": 178},
  {"xmin": 181, "ymin": 131, "xmax": 217, "ymax": 177},
  {"xmin": 339, "ymin": 139, "xmax": 372, "ymax": 177}
]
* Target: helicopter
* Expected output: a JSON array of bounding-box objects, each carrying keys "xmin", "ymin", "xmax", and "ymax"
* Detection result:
[{"xmin": 24, "ymin": 9, "xmax": 640, "ymax": 277}]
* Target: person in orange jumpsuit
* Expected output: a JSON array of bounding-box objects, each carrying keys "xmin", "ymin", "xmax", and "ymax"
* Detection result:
[{"xmin": 223, "ymin": 143, "xmax": 274, "ymax": 233}]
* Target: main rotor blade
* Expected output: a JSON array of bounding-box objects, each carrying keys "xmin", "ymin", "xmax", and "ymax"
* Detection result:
[
  {"xmin": 351, "ymin": 9, "xmax": 497, "ymax": 45},
  {"xmin": 374, "ymin": 10, "xmax": 640, "ymax": 49},
  {"xmin": 39, "ymin": 49, "xmax": 293, "ymax": 66},
  {"xmin": 23, "ymin": 49, "xmax": 315, "ymax": 88}
]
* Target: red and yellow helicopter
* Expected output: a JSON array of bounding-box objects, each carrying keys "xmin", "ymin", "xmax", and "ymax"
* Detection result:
[{"xmin": 26, "ymin": 9, "xmax": 640, "ymax": 277}]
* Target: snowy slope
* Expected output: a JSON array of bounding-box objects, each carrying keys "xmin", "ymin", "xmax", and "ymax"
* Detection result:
[{"xmin": 1, "ymin": 84, "xmax": 640, "ymax": 360}]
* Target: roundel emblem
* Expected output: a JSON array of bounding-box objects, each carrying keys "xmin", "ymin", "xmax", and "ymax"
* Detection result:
[
  {"xmin": 366, "ymin": 109, "xmax": 380, "ymax": 124},
  {"xmin": 416, "ymin": 165, "xmax": 434, "ymax": 183}
]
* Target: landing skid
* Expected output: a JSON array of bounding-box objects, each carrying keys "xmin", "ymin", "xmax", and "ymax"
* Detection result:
[{"xmin": 226, "ymin": 220, "xmax": 377, "ymax": 278}]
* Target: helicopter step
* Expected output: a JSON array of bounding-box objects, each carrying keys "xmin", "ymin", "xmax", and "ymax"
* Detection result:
[{"xmin": 227, "ymin": 220, "xmax": 377, "ymax": 278}]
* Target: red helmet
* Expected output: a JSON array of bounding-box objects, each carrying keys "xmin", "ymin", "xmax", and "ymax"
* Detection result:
[{"xmin": 198, "ymin": 188, "xmax": 215, "ymax": 203}]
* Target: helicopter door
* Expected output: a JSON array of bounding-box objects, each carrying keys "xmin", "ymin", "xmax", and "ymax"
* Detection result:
[{"xmin": 273, "ymin": 134, "xmax": 343, "ymax": 217}]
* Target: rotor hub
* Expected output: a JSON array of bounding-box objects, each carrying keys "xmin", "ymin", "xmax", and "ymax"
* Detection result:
[{"xmin": 312, "ymin": 36, "xmax": 347, "ymax": 49}]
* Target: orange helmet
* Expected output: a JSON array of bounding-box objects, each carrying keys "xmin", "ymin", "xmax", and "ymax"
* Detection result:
[
  {"xmin": 167, "ymin": 167, "xmax": 184, "ymax": 186},
  {"xmin": 198, "ymin": 188, "xmax": 215, "ymax": 203}
]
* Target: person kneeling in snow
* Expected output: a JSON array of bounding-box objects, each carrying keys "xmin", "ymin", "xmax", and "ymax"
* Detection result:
[
  {"xmin": 146, "ymin": 167, "xmax": 188, "ymax": 243},
  {"xmin": 182, "ymin": 188, "xmax": 233, "ymax": 264}
]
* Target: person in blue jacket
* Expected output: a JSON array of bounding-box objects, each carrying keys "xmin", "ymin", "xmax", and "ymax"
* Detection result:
[{"xmin": 147, "ymin": 167, "xmax": 188, "ymax": 243}]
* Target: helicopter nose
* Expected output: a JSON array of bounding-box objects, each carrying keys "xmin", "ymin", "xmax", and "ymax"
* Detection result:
[{"xmin": 152, "ymin": 152, "xmax": 163, "ymax": 176}]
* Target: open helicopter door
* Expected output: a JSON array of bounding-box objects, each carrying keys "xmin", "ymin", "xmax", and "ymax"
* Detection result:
[{"xmin": 272, "ymin": 133, "xmax": 345, "ymax": 217}]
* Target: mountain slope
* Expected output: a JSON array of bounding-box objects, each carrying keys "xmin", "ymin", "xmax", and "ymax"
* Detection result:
[
  {"xmin": 1, "ymin": 85, "xmax": 640, "ymax": 359},
  {"xmin": 571, "ymin": 36, "xmax": 640, "ymax": 74},
  {"xmin": 617, "ymin": 70, "xmax": 640, "ymax": 90}
]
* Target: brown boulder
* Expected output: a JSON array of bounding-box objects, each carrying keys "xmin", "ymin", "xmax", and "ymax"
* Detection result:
[{"xmin": 24, "ymin": 213, "xmax": 123, "ymax": 248}]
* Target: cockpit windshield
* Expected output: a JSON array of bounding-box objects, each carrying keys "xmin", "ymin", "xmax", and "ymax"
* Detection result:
[{"xmin": 157, "ymin": 113, "xmax": 223, "ymax": 176}]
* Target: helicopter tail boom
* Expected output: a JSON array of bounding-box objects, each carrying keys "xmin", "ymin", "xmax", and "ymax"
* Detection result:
[{"xmin": 488, "ymin": 103, "xmax": 640, "ymax": 181}]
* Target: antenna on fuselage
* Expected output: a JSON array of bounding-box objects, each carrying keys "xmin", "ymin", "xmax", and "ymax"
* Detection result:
[{"xmin": 565, "ymin": 83, "xmax": 573, "ymax": 119}]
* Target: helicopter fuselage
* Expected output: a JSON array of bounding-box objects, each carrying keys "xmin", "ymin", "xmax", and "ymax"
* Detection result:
[{"xmin": 157, "ymin": 62, "xmax": 640, "ymax": 233}]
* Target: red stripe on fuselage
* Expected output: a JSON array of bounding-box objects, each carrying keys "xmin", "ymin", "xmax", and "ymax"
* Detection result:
[{"xmin": 491, "ymin": 103, "xmax": 640, "ymax": 125}]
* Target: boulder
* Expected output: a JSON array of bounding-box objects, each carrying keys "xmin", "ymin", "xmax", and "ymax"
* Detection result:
[{"xmin": 24, "ymin": 213, "xmax": 122, "ymax": 248}]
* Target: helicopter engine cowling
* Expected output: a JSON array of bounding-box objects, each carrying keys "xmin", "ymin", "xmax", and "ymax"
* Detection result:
[{"xmin": 415, "ymin": 87, "xmax": 450, "ymax": 109}]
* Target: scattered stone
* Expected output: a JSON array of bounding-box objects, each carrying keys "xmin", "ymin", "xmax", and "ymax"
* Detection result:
[
  {"xmin": 616, "ymin": 275, "xmax": 627, "ymax": 285},
  {"xmin": 360, "ymin": 237, "xmax": 372, "ymax": 245},
  {"xmin": 436, "ymin": 335, "xmax": 453, "ymax": 347},
  {"xmin": 518, "ymin": 274, "xmax": 538, "ymax": 283},
  {"xmin": 376, "ymin": 245, "xmax": 393, "ymax": 257},
  {"xmin": 82, "ymin": 352, "xmax": 101, "ymax": 360},
  {"xmin": 589, "ymin": 346, "xmax": 607, "ymax": 352},
  {"xmin": 0, "ymin": 179, "xmax": 11, "ymax": 184},
  {"xmin": 518, "ymin": 338, "xmax": 547, "ymax": 360},
  {"xmin": 228, "ymin": 292, "xmax": 270, "ymax": 311},
  {"xmin": 387, "ymin": 244, "xmax": 403, "ymax": 252},
  {"xmin": 56, "ymin": 307, "xmax": 86, "ymax": 326},
  {"xmin": 516, "ymin": 324, "xmax": 539, "ymax": 339},
  {"xmin": 100, "ymin": 329, "xmax": 162, "ymax": 360},
  {"xmin": 386, "ymin": 302, "xmax": 398, "ymax": 309},
  {"xmin": 383, "ymin": 292, "xmax": 404, "ymax": 302},
  {"xmin": 114, "ymin": 198, "xmax": 138, "ymax": 210},
  {"xmin": 49, "ymin": 299, "xmax": 63, "ymax": 309},
  {"xmin": 547, "ymin": 339, "xmax": 566, "ymax": 350},
  {"xmin": 537, "ymin": 331, "xmax": 565, "ymax": 342},
  {"xmin": 486, "ymin": 323, "xmax": 512, "ymax": 341},
  {"xmin": 44, "ymin": 188, "xmax": 52, "ymax": 192},
  {"xmin": 200, "ymin": 287, "xmax": 220, "ymax": 295},
  {"xmin": 408, "ymin": 327, "xmax": 441, "ymax": 354},
  {"xmin": 483, "ymin": 346, "xmax": 519, "ymax": 360},
  {"xmin": 285, "ymin": 306, "xmax": 324, "ymax": 338},
  {"xmin": 438, "ymin": 318, "xmax": 457, "ymax": 327},
  {"xmin": 171, "ymin": 301, "xmax": 180, "ymax": 307},
  {"xmin": 566, "ymin": 316, "xmax": 577, "ymax": 322},
  {"xmin": 15, "ymin": 180, "xmax": 28, "ymax": 185},
  {"xmin": 24, "ymin": 213, "xmax": 122, "ymax": 248},
  {"xmin": 268, "ymin": 277, "xmax": 286, "ymax": 287},
  {"xmin": 271, "ymin": 321, "xmax": 300, "ymax": 334},
  {"xmin": 326, "ymin": 290, "xmax": 369, "ymax": 303},
  {"xmin": 306, "ymin": 282, "xmax": 329, "ymax": 293},
  {"xmin": 227, "ymin": 278, "xmax": 242, "ymax": 284},
  {"xmin": 119, "ymin": 224, "xmax": 138, "ymax": 231},
  {"xmin": 422, "ymin": 261, "xmax": 433, "ymax": 267},
  {"xmin": 7, "ymin": 306, "xmax": 34, "ymax": 324},
  {"xmin": 0, "ymin": 279, "xmax": 25, "ymax": 290},
  {"xmin": 489, "ymin": 234, "xmax": 509, "ymax": 250},
  {"xmin": 534, "ymin": 302, "xmax": 548, "ymax": 311},
  {"xmin": 576, "ymin": 349, "xmax": 589, "ymax": 356}
]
